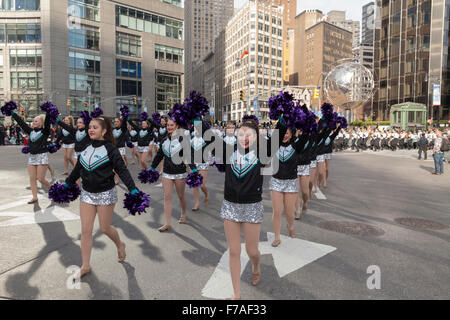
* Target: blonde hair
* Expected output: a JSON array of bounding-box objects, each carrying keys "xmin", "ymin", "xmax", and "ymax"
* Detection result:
[
  {"xmin": 34, "ymin": 114, "xmax": 46, "ymax": 128},
  {"xmin": 65, "ymin": 116, "xmax": 74, "ymax": 126}
]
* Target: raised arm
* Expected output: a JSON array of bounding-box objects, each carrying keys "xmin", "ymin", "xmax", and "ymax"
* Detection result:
[
  {"xmin": 56, "ymin": 119, "xmax": 76, "ymax": 136},
  {"xmin": 128, "ymin": 119, "xmax": 139, "ymax": 132},
  {"xmin": 11, "ymin": 112, "xmax": 32, "ymax": 135}
]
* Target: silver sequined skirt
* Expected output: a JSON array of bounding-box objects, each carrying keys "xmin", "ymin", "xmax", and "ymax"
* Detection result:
[
  {"xmin": 137, "ymin": 146, "xmax": 149, "ymax": 153},
  {"xmin": 269, "ymin": 177, "xmax": 298, "ymax": 193},
  {"xmin": 317, "ymin": 154, "xmax": 326, "ymax": 163},
  {"xmin": 310, "ymin": 160, "xmax": 317, "ymax": 169},
  {"xmin": 28, "ymin": 153, "xmax": 49, "ymax": 165},
  {"xmin": 132, "ymin": 142, "xmax": 138, "ymax": 147},
  {"xmin": 80, "ymin": 187, "xmax": 118, "ymax": 206},
  {"xmin": 220, "ymin": 200, "xmax": 264, "ymax": 224},
  {"xmin": 119, "ymin": 147, "xmax": 126, "ymax": 156},
  {"xmin": 162, "ymin": 172, "xmax": 188, "ymax": 180},
  {"xmin": 196, "ymin": 163, "xmax": 209, "ymax": 171},
  {"xmin": 297, "ymin": 165, "xmax": 311, "ymax": 176},
  {"xmin": 62, "ymin": 143, "xmax": 75, "ymax": 149},
  {"xmin": 324, "ymin": 153, "xmax": 332, "ymax": 160}
]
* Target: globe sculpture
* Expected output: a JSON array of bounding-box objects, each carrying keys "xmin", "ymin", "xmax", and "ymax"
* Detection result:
[{"xmin": 324, "ymin": 62, "xmax": 375, "ymax": 110}]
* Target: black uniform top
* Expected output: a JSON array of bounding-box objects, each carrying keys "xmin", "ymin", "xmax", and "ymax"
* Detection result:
[
  {"xmin": 56, "ymin": 123, "xmax": 76, "ymax": 145},
  {"xmin": 129, "ymin": 129, "xmax": 139, "ymax": 143},
  {"xmin": 66, "ymin": 140, "xmax": 136, "ymax": 193},
  {"xmin": 214, "ymin": 120, "xmax": 288, "ymax": 204},
  {"xmin": 318, "ymin": 127, "xmax": 341, "ymax": 155},
  {"xmin": 156, "ymin": 125, "xmax": 168, "ymax": 144},
  {"xmin": 273, "ymin": 134, "xmax": 309, "ymax": 180},
  {"xmin": 128, "ymin": 120, "xmax": 155, "ymax": 147},
  {"xmin": 113, "ymin": 117, "xmax": 129, "ymax": 148},
  {"xmin": 297, "ymin": 134, "xmax": 314, "ymax": 166},
  {"xmin": 150, "ymin": 130, "xmax": 198, "ymax": 175},
  {"xmin": 57, "ymin": 120, "xmax": 91, "ymax": 153},
  {"xmin": 308, "ymin": 129, "xmax": 332, "ymax": 161},
  {"xmin": 12, "ymin": 111, "xmax": 50, "ymax": 155},
  {"xmin": 190, "ymin": 121, "xmax": 215, "ymax": 164}
]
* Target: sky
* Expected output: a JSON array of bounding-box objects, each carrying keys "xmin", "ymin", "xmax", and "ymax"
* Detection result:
[{"xmin": 234, "ymin": 0, "xmax": 368, "ymax": 23}]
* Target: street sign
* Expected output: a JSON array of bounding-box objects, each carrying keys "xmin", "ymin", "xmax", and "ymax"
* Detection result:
[
  {"xmin": 223, "ymin": 114, "xmax": 228, "ymax": 122},
  {"xmin": 433, "ymin": 83, "xmax": 441, "ymax": 106},
  {"xmin": 253, "ymin": 97, "xmax": 259, "ymax": 111}
]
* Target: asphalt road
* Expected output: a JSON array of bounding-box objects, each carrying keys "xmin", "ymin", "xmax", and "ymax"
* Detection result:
[{"xmin": 0, "ymin": 146, "xmax": 449, "ymax": 300}]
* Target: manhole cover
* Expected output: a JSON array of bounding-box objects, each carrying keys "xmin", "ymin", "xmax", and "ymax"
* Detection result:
[
  {"xmin": 317, "ymin": 221, "xmax": 385, "ymax": 236},
  {"xmin": 394, "ymin": 218, "xmax": 449, "ymax": 230}
]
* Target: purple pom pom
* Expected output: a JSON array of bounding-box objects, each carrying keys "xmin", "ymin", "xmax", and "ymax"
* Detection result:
[
  {"xmin": 337, "ymin": 116, "xmax": 348, "ymax": 129},
  {"xmin": 79, "ymin": 111, "xmax": 91, "ymax": 126},
  {"xmin": 140, "ymin": 112, "xmax": 149, "ymax": 122},
  {"xmin": 138, "ymin": 169, "xmax": 160, "ymax": 184},
  {"xmin": 48, "ymin": 182, "xmax": 80, "ymax": 204},
  {"xmin": 186, "ymin": 172, "xmax": 203, "ymax": 188},
  {"xmin": 184, "ymin": 91, "xmax": 209, "ymax": 120},
  {"xmin": 47, "ymin": 143, "xmax": 61, "ymax": 154},
  {"xmin": 90, "ymin": 107, "xmax": 104, "ymax": 119},
  {"xmin": 40, "ymin": 101, "xmax": 60, "ymax": 125},
  {"xmin": 268, "ymin": 91, "xmax": 307, "ymax": 129},
  {"xmin": 123, "ymin": 190, "xmax": 151, "ymax": 216},
  {"xmin": 120, "ymin": 105, "xmax": 130, "ymax": 119},
  {"xmin": 242, "ymin": 114, "xmax": 259, "ymax": 124},
  {"xmin": 1, "ymin": 101, "xmax": 18, "ymax": 116},
  {"xmin": 168, "ymin": 103, "xmax": 192, "ymax": 129},
  {"xmin": 22, "ymin": 146, "xmax": 30, "ymax": 154},
  {"xmin": 126, "ymin": 141, "xmax": 134, "ymax": 149},
  {"xmin": 215, "ymin": 163, "xmax": 226, "ymax": 173},
  {"xmin": 152, "ymin": 112, "xmax": 161, "ymax": 125}
]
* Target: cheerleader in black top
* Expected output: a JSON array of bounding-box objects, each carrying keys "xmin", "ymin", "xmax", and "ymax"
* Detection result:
[
  {"xmin": 151, "ymin": 117, "xmax": 168, "ymax": 173},
  {"xmin": 113, "ymin": 116, "xmax": 130, "ymax": 184},
  {"xmin": 270, "ymin": 127, "xmax": 310, "ymax": 246},
  {"xmin": 317, "ymin": 126, "xmax": 342, "ymax": 189},
  {"xmin": 57, "ymin": 116, "xmax": 76, "ymax": 175},
  {"xmin": 191, "ymin": 120, "xmax": 213, "ymax": 211},
  {"xmin": 149, "ymin": 118, "xmax": 199, "ymax": 231},
  {"xmin": 128, "ymin": 116, "xmax": 155, "ymax": 170},
  {"xmin": 56, "ymin": 115, "xmax": 91, "ymax": 165},
  {"xmin": 128, "ymin": 124, "xmax": 139, "ymax": 165},
  {"xmin": 10, "ymin": 111, "xmax": 51, "ymax": 204},
  {"xmin": 213, "ymin": 117, "xmax": 287, "ymax": 300},
  {"xmin": 295, "ymin": 131, "xmax": 314, "ymax": 219},
  {"xmin": 65, "ymin": 116, "xmax": 141, "ymax": 279}
]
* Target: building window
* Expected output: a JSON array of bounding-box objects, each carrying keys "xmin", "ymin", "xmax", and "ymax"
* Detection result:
[
  {"xmin": 115, "ymin": 5, "xmax": 183, "ymax": 40},
  {"xmin": 116, "ymin": 59, "xmax": 141, "ymax": 78},
  {"xmin": 11, "ymin": 71, "xmax": 42, "ymax": 89},
  {"xmin": 116, "ymin": 79, "xmax": 141, "ymax": 97},
  {"xmin": 0, "ymin": 23, "xmax": 41, "ymax": 43},
  {"xmin": 155, "ymin": 71, "xmax": 181, "ymax": 112},
  {"xmin": 0, "ymin": 50, "xmax": 4, "ymax": 66},
  {"xmin": 69, "ymin": 25, "xmax": 100, "ymax": 50},
  {"xmin": 0, "ymin": 0, "xmax": 40, "ymax": 11},
  {"xmin": 155, "ymin": 44, "xmax": 184, "ymax": 64},
  {"xmin": 68, "ymin": 0, "xmax": 100, "ymax": 22},
  {"xmin": 69, "ymin": 51, "xmax": 100, "ymax": 73},
  {"xmin": 159, "ymin": 0, "xmax": 182, "ymax": 7},
  {"xmin": 10, "ymin": 49, "xmax": 42, "ymax": 68},
  {"xmin": 116, "ymin": 32, "xmax": 141, "ymax": 58},
  {"xmin": 69, "ymin": 73, "xmax": 100, "ymax": 93},
  {"xmin": 0, "ymin": 72, "xmax": 3, "ymax": 90}
]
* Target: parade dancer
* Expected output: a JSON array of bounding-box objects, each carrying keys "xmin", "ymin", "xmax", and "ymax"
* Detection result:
[
  {"xmin": 191, "ymin": 119, "xmax": 212, "ymax": 211},
  {"xmin": 2, "ymin": 101, "xmax": 53, "ymax": 204},
  {"xmin": 128, "ymin": 124, "xmax": 139, "ymax": 165},
  {"xmin": 113, "ymin": 107, "xmax": 130, "ymax": 183},
  {"xmin": 56, "ymin": 111, "xmax": 91, "ymax": 166},
  {"xmin": 317, "ymin": 123, "xmax": 345, "ymax": 189},
  {"xmin": 60, "ymin": 115, "xmax": 147, "ymax": 279},
  {"xmin": 57, "ymin": 116, "xmax": 76, "ymax": 175},
  {"xmin": 147, "ymin": 110, "xmax": 201, "ymax": 232},
  {"xmin": 152, "ymin": 114, "xmax": 168, "ymax": 174},
  {"xmin": 128, "ymin": 112, "xmax": 155, "ymax": 170}
]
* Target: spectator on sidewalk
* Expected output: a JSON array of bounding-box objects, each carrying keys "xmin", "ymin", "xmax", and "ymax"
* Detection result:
[
  {"xmin": 441, "ymin": 133, "xmax": 450, "ymax": 164},
  {"xmin": 417, "ymin": 133, "xmax": 428, "ymax": 160},
  {"xmin": 0, "ymin": 123, "xmax": 5, "ymax": 145},
  {"xmin": 432, "ymin": 131, "xmax": 445, "ymax": 175}
]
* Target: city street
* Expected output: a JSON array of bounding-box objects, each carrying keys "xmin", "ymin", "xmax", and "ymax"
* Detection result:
[{"xmin": 0, "ymin": 146, "xmax": 449, "ymax": 300}]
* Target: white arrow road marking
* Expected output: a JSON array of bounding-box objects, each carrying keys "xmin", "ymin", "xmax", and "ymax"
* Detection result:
[
  {"xmin": 201, "ymin": 232, "xmax": 336, "ymax": 299},
  {"xmin": 314, "ymin": 189, "xmax": 327, "ymax": 200},
  {"xmin": 0, "ymin": 195, "xmax": 80, "ymax": 227},
  {"xmin": 0, "ymin": 207, "xmax": 80, "ymax": 227}
]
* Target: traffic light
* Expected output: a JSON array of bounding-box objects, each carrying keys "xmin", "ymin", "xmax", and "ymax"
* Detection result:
[
  {"xmin": 313, "ymin": 87, "xmax": 320, "ymax": 99},
  {"xmin": 240, "ymin": 90, "xmax": 244, "ymax": 101},
  {"xmin": 21, "ymin": 107, "xmax": 25, "ymax": 116},
  {"xmin": 84, "ymin": 102, "xmax": 88, "ymax": 111},
  {"xmin": 67, "ymin": 99, "xmax": 71, "ymax": 107},
  {"xmin": 133, "ymin": 97, "xmax": 137, "ymax": 105}
]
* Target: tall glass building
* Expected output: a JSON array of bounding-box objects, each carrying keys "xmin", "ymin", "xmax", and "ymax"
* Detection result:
[
  {"xmin": 0, "ymin": 0, "xmax": 184, "ymax": 118},
  {"xmin": 373, "ymin": 0, "xmax": 449, "ymax": 121}
]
